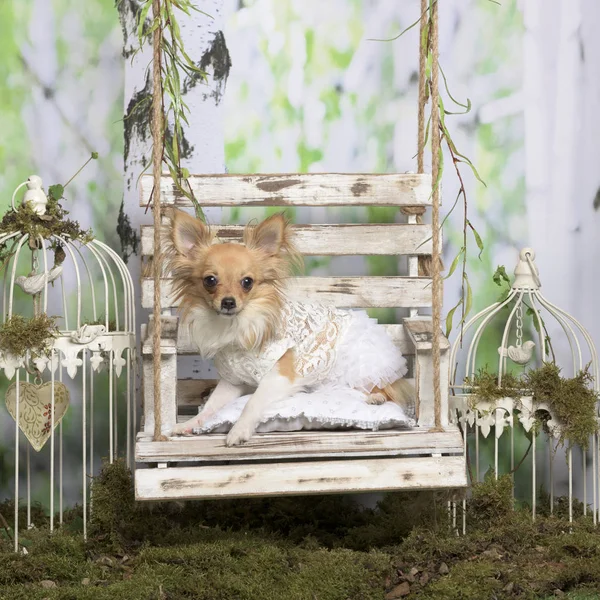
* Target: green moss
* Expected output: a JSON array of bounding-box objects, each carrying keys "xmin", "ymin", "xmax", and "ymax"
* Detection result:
[
  {"xmin": 87, "ymin": 459, "xmax": 137, "ymax": 553},
  {"xmin": 421, "ymin": 560, "xmax": 503, "ymax": 599},
  {"xmin": 0, "ymin": 313, "xmax": 59, "ymax": 358},
  {"xmin": 469, "ymin": 471, "xmax": 514, "ymax": 522},
  {"xmin": 0, "ymin": 193, "xmax": 93, "ymax": 251},
  {"xmin": 463, "ymin": 367, "xmax": 522, "ymax": 403},
  {"xmin": 465, "ymin": 364, "xmax": 599, "ymax": 448},
  {"xmin": 4, "ymin": 462, "xmax": 600, "ymax": 599},
  {"xmin": 86, "ymin": 461, "xmax": 453, "ymax": 555},
  {"xmin": 524, "ymin": 363, "xmax": 599, "ymax": 449}
]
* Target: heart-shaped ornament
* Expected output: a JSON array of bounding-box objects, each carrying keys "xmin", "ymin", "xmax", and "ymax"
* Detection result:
[{"xmin": 5, "ymin": 381, "xmax": 70, "ymax": 452}]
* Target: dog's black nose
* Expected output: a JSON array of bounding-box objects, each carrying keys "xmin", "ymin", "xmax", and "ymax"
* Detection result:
[{"xmin": 221, "ymin": 297, "xmax": 236, "ymax": 311}]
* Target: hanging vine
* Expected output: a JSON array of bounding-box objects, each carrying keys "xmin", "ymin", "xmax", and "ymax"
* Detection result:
[
  {"xmin": 373, "ymin": 0, "xmax": 488, "ymax": 341},
  {"xmin": 132, "ymin": 0, "xmax": 209, "ymax": 219}
]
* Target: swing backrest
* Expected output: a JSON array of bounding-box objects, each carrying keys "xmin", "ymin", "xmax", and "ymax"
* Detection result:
[{"xmin": 140, "ymin": 172, "xmax": 436, "ymax": 358}]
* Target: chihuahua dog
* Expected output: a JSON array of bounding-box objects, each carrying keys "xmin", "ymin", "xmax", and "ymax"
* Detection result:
[{"xmin": 167, "ymin": 210, "xmax": 414, "ymax": 446}]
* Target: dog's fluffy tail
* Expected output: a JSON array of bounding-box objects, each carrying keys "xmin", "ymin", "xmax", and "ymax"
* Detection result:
[{"xmin": 383, "ymin": 379, "xmax": 416, "ymax": 414}]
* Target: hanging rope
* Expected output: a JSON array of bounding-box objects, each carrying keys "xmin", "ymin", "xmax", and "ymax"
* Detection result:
[
  {"xmin": 152, "ymin": 0, "xmax": 167, "ymax": 441},
  {"xmin": 414, "ymin": 0, "xmax": 443, "ymax": 431},
  {"xmin": 429, "ymin": 0, "xmax": 443, "ymax": 431}
]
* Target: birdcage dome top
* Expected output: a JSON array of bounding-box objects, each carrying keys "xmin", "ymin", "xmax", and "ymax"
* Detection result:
[
  {"xmin": 0, "ymin": 175, "xmax": 135, "ymax": 381},
  {"xmin": 449, "ymin": 247, "xmax": 599, "ymax": 441}
]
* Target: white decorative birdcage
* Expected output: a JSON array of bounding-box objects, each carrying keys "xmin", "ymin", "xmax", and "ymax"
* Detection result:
[
  {"xmin": 449, "ymin": 248, "xmax": 600, "ymax": 524},
  {"xmin": 0, "ymin": 175, "xmax": 136, "ymax": 550}
]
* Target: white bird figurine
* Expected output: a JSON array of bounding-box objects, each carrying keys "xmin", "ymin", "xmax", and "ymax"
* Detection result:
[
  {"xmin": 22, "ymin": 175, "xmax": 48, "ymax": 215},
  {"xmin": 70, "ymin": 324, "xmax": 106, "ymax": 345},
  {"xmin": 15, "ymin": 265, "xmax": 63, "ymax": 295},
  {"xmin": 497, "ymin": 340, "xmax": 535, "ymax": 365}
]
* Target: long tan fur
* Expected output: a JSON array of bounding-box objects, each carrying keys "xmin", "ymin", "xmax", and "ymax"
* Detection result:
[{"xmin": 165, "ymin": 210, "xmax": 302, "ymax": 351}]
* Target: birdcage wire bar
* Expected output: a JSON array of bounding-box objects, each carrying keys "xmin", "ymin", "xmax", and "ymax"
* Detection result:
[
  {"xmin": 1, "ymin": 177, "xmax": 136, "ymax": 552},
  {"xmin": 449, "ymin": 248, "xmax": 600, "ymax": 528}
]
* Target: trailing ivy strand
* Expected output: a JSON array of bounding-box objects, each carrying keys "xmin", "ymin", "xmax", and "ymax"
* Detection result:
[
  {"xmin": 374, "ymin": 0, "xmax": 489, "ymax": 341},
  {"xmin": 134, "ymin": 0, "xmax": 209, "ymax": 219}
]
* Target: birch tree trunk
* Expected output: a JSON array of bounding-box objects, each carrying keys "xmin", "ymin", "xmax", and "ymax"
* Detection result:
[{"xmin": 118, "ymin": 0, "xmax": 232, "ymax": 386}]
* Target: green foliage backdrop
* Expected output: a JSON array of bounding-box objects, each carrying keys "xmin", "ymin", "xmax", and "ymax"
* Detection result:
[
  {"xmin": 0, "ymin": 0, "xmax": 124, "ymax": 505},
  {"xmin": 0, "ymin": 0, "xmax": 532, "ymax": 505}
]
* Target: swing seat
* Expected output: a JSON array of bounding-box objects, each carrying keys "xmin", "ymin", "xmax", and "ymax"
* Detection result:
[{"xmin": 135, "ymin": 173, "xmax": 467, "ymax": 501}]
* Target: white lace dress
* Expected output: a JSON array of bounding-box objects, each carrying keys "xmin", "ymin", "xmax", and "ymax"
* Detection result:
[{"xmin": 214, "ymin": 300, "xmax": 407, "ymax": 393}]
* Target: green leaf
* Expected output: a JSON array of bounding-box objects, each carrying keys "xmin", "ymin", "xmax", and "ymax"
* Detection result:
[
  {"xmin": 439, "ymin": 61, "xmax": 471, "ymax": 113},
  {"xmin": 439, "ymin": 189, "xmax": 463, "ymax": 232},
  {"xmin": 467, "ymin": 220, "xmax": 484, "ymax": 258},
  {"xmin": 423, "ymin": 114, "xmax": 431, "ymax": 148},
  {"xmin": 48, "ymin": 184, "xmax": 64, "ymax": 201},
  {"xmin": 421, "ymin": 20, "xmax": 429, "ymax": 52},
  {"xmin": 425, "ymin": 50, "xmax": 433, "ymax": 81},
  {"xmin": 463, "ymin": 273, "xmax": 473, "ymax": 319},
  {"xmin": 493, "ymin": 265, "xmax": 510, "ymax": 287},
  {"xmin": 453, "ymin": 151, "xmax": 487, "ymax": 187},
  {"xmin": 445, "ymin": 247, "xmax": 464, "ymax": 280},
  {"xmin": 136, "ymin": 0, "xmax": 153, "ymax": 43},
  {"xmin": 445, "ymin": 302, "xmax": 460, "ymax": 338},
  {"xmin": 526, "ymin": 306, "xmax": 541, "ymax": 334}
]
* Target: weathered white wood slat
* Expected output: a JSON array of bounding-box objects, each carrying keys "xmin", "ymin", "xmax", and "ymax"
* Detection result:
[
  {"xmin": 141, "ymin": 276, "xmax": 433, "ymax": 309},
  {"xmin": 135, "ymin": 455, "xmax": 467, "ymax": 500},
  {"xmin": 141, "ymin": 223, "xmax": 434, "ymax": 257},
  {"xmin": 139, "ymin": 173, "xmax": 432, "ymax": 208},
  {"xmin": 136, "ymin": 427, "xmax": 464, "ymax": 463},
  {"xmin": 144, "ymin": 322, "xmax": 415, "ymax": 355}
]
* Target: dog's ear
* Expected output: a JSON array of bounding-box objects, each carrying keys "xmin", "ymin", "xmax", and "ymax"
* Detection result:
[
  {"xmin": 170, "ymin": 209, "xmax": 211, "ymax": 256},
  {"xmin": 244, "ymin": 213, "xmax": 289, "ymax": 255}
]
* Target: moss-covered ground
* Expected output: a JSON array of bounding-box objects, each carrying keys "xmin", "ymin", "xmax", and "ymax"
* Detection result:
[{"xmin": 1, "ymin": 463, "xmax": 600, "ymax": 599}]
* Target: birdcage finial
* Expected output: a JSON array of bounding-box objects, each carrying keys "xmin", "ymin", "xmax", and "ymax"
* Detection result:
[{"xmin": 512, "ymin": 247, "xmax": 541, "ymax": 290}]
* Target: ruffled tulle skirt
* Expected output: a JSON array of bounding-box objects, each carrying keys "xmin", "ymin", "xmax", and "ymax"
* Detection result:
[{"xmin": 324, "ymin": 310, "xmax": 408, "ymax": 393}]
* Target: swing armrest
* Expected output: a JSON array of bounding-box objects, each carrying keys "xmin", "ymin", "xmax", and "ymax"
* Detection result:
[
  {"xmin": 141, "ymin": 316, "xmax": 179, "ymax": 435},
  {"xmin": 403, "ymin": 317, "xmax": 450, "ymax": 428}
]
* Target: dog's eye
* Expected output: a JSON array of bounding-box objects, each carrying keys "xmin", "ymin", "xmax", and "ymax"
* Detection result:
[
  {"xmin": 203, "ymin": 275, "xmax": 218, "ymax": 289},
  {"xmin": 241, "ymin": 277, "xmax": 254, "ymax": 291}
]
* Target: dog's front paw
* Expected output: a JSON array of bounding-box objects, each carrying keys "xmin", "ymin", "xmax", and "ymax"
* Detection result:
[{"xmin": 226, "ymin": 421, "xmax": 255, "ymax": 447}]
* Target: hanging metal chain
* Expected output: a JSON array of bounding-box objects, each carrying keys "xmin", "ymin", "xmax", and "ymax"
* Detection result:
[
  {"xmin": 515, "ymin": 303, "xmax": 523, "ymax": 349},
  {"xmin": 32, "ymin": 249, "xmax": 41, "ymax": 318}
]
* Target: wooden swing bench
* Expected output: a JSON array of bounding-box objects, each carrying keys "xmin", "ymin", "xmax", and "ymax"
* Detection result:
[{"xmin": 135, "ymin": 172, "xmax": 467, "ymax": 501}]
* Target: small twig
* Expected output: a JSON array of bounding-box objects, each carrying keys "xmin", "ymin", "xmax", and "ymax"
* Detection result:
[
  {"xmin": 508, "ymin": 436, "xmax": 533, "ymax": 475},
  {"xmin": 63, "ymin": 154, "xmax": 98, "ymax": 190},
  {"xmin": 0, "ymin": 511, "xmax": 14, "ymax": 542}
]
